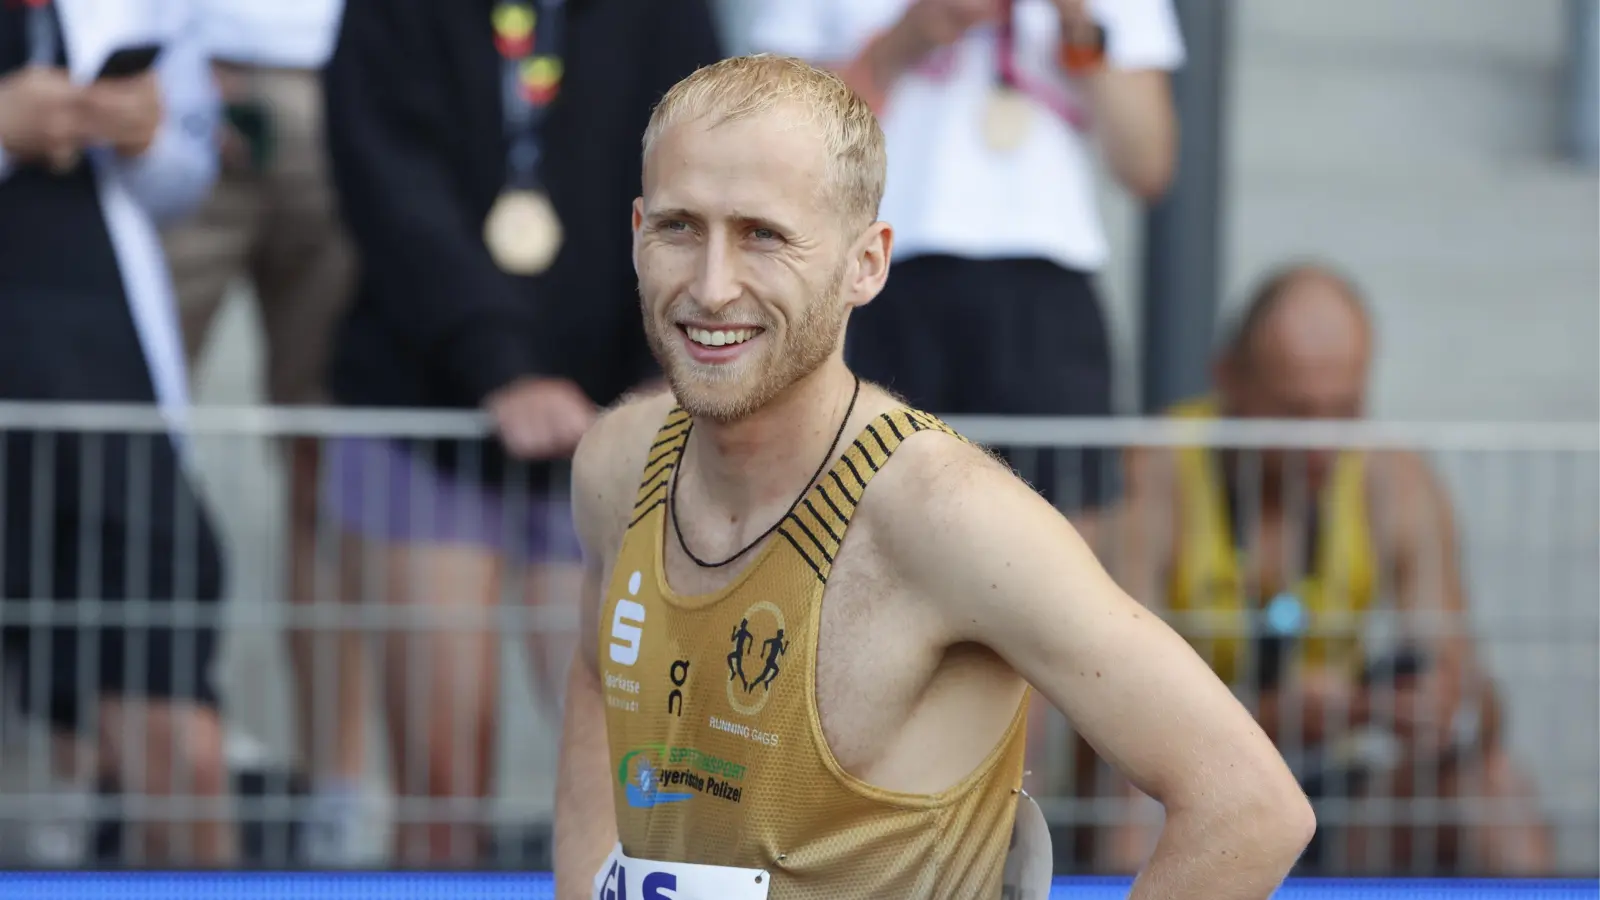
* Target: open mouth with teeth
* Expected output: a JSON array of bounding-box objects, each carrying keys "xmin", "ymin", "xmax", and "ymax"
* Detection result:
[
  {"xmin": 678, "ymin": 324, "xmax": 765, "ymax": 361},
  {"xmin": 684, "ymin": 326, "xmax": 759, "ymax": 347}
]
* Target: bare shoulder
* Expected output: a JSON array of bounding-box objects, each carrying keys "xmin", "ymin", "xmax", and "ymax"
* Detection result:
[
  {"xmin": 1363, "ymin": 448, "xmax": 1456, "ymax": 547},
  {"xmin": 875, "ymin": 426, "xmax": 1016, "ymax": 499},
  {"xmin": 572, "ymin": 390, "xmax": 680, "ymax": 556},
  {"xmin": 859, "ymin": 426, "xmax": 1060, "ymax": 573}
]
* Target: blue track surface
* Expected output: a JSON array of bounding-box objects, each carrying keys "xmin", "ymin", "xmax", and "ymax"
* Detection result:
[{"xmin": 0, "ymin": 874, "xmax": 1592, "ymax": 899}]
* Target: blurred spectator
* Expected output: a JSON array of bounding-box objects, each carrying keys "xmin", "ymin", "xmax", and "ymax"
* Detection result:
[
  {"xmin": 748, "ymin": 0, "xmax": 1181, "ymax": 511},
  {"xmin": 159, "ymin": 0, "xmax": 356, "ymax": 867},
  {"xmin": 0, "ymin": 0, "xmax": 230, "ymax": 864},
  {"xmin": 1102, "ymin": 264, "xmax": 1555, "ymax": 875},
  {"xmin": 322, "ymin": 0, "xmax": 721, "ymax": 864}
]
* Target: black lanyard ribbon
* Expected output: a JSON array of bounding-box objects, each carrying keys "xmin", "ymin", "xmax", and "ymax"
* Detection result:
[{"xmin": 493, "ymin": 0, "xmax": 566, "ymax": 193}]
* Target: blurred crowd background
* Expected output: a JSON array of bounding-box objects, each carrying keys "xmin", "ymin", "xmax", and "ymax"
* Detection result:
[{"xmin": 0, "ymin": 0, "xmax": 1595, "ymax": 881}]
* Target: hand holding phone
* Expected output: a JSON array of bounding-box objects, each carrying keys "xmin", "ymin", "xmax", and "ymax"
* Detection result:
[
  {"xmin": 86, "ymin": 47, "xmax": 164, "ymax": 158},
  {"xmin": 0, "ymin": 66, "xmax": 87, "ymax": 170}
]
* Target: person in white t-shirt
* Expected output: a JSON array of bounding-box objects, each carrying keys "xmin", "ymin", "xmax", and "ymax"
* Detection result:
[{"xmin": 749, "ymin": 0, "xmax": 1182, "ymax": 511}]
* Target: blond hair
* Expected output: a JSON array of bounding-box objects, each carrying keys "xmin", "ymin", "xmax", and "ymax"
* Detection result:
[{"xmin": 643, "ymin": 54, "xmax": 887, "ymax": 229}]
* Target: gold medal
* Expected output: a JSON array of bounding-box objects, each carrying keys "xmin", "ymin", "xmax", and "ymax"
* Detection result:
[
  {"xmin": 484, "ymin": 189, "xmax": 564, "ymax": 275},
  {"xmin": 983, "ymin": 87, "xmax": 1035, "ymax": 154}
]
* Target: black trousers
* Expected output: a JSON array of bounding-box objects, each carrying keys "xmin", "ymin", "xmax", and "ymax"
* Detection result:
[
  {"xmin": 0, "ymin": 285, "xmax": 225, "ymax": 733},
  {"xmin": 848, "ymin": 255, "xmax": 1117, "ymax": 509}
]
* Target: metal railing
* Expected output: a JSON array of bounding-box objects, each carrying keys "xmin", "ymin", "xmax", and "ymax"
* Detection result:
[{"xmin": 0, "ymin": 403, "xmax": 1592, "ymax": 877}]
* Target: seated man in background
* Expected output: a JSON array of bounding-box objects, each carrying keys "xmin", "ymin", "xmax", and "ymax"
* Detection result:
[{"xmin": 1099, "ymin": 263, "xmax": 1554, "ymax": 875}]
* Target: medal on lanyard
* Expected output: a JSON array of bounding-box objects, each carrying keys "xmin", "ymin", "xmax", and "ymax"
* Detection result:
[
  {"xmin": 484, "ymin": 0, "xmax": 566, "ymax": 276},
  {"xmin": 983, "ymin": 0, "xmax": 1035, "ymax": 153}
]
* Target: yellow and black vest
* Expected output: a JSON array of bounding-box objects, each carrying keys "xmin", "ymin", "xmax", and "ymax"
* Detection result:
[
  {"xmin": 598, "ymin": 406, "xmax": 1030, "ymax": 899},
  {"xmin": 1166, "ymin": 398, "xmax": 1377, "ymax": 686}
]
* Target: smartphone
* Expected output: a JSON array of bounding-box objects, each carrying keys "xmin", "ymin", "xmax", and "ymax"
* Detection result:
[{"xmin": 96, "ymin": 44, "xmax": 163, "ymax": 80}]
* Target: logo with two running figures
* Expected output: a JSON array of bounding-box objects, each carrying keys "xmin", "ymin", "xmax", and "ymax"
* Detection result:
[{"xmin": 725, "ymin": 601, "xmax": 788, "ymax": 716}]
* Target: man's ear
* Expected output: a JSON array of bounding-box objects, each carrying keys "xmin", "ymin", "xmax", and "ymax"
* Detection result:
[{"xmin": 845, "ymin": 220, "xmax": 893, "ymax": 310}]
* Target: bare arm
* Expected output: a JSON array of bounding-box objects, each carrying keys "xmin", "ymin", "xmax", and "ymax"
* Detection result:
[
  {"xmin": 835, "ymin": 20, "xmax": 937, "ymax": 111},
  {"xmin": 1092, "ymin": 446, "xmax": 1177, "ymax": 610},
  {"xmin": 794, "ymin": 1, "xmax": 995, "ymax": 113},
  {"xmin": 1084, "ymin": 446, "xmax": 1181, "ymax": 870},
  {"xmin": 552, "ymin": 397, "xmax": 675, "ymax": 897},
  {"xmin": 884, "ymin": 441, "xmax": 1314, "ymax": 898},
  {"xmin": 551, "ymin": 418, "xmax": 628, "ymax": 898},
  {"xmin": 552, "ymin": 559, "xmax": 616, "ymax": 899},
  {"xmin": 1083, "ymin": 69, "xmax": 1176, "ymax": 200},
  {"xmin": 1378, "ymin": 452, "xmax": 1473, "ymax": 753}
]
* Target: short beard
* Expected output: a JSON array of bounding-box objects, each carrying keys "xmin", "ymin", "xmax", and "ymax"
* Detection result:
[{"xmin": 642, "ymin": 262, "xmax": 847, "ymax": 424}]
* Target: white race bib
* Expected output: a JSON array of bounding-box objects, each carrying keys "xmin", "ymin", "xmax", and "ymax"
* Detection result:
[
  {"xmin": 593, "ymin": 843, "xmax": 771, "ymax": 900},
  {"xmin": 1001, "ymin": 792, "xmax": 1055, "ymax": 900}
]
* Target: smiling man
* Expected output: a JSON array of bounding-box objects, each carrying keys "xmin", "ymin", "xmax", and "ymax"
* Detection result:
[{"xmin": 551, "ymin": 55, "xmax": 1314, "ymax": 900}]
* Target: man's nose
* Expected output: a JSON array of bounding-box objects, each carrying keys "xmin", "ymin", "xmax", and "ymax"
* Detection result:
[{"xmin": 690, "ymin": 233, "xmax": 742, "ymax": 313}]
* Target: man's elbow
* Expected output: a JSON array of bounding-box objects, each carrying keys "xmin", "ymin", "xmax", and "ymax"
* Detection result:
[{"xmin": 1247, "ymin": 776, "xmax": 1317, "ymax": 863}]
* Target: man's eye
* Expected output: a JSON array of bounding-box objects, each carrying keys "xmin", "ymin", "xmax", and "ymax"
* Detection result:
[{"xmin": 751, "ymin": 228, "xmax": 779, "ymax": 242}]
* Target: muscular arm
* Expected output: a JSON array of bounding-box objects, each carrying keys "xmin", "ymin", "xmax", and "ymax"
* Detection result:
[
  {"xmin": 1082, "ymin": 69, "xmax": 1176, "ymax": 200},
  {"xmin": 1379, "ymin": 452, "xmax": 1473, "ymax": 750},
  {"xmin": 553, "ymin": 561, "xmax": 615, "ymax": 899},
  {"xmin": 552, "ymin": 426, "xmax": 623, "ymax": 897},
  {"xmin": 884, "ymin": 440, "xmax": 1314, "ymax": 898},
  {"xmin": 1092, "ymin": 446, "xmax": 1177, "ymax": 610},
  {"xmin": 553, "ymin": 397, "xmax": 674, "ymax": 898}
]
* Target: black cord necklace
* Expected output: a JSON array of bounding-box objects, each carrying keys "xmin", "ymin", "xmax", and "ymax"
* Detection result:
[{"xmin": 670, "ymin": 373, "xmax": 862, "ymax": 569}]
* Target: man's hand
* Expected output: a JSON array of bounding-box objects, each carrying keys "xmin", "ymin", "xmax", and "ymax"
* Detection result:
[
  {"xmin": 848, "ymin": 0, "xmax": 996, "ymax": 108},
  {"xmin": 899, "ymin": 0, "xmax": 999, "ymax": 50},
  {"xmin": 0, "ymin": 66, "xmax": 88, "ymax": 171},
  {"xmin": 486, "ymin": 377, "xmax": 598, "ymax": 460},
  {"xmin": 84, "ymin": 71, "xmax": 163, "ymax": 158}
]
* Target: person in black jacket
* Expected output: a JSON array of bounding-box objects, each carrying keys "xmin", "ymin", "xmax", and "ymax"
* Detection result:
[
  {"xmin": 322, "ymin": 0, "xmax": 723, "ymax": 865},
  {"xmin": 0, "ymin": 0, "xmax": 232, "ymax": 865}
]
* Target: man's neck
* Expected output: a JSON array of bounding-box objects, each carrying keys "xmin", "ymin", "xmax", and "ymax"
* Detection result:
[{"xmin": 684, "ymin": 362, "xmax": 857, "ymax": 519}]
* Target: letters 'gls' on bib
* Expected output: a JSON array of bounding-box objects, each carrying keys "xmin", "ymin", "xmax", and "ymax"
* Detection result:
[{"xmin": 594, "ymin": 842, "xmax": 770, "ymax": 900}]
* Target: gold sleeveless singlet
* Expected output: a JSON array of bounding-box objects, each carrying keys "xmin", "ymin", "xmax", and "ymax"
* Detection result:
[
  {"xmin": 1166, "ymin": 397, "xmax": 1377, "ymax": 684},
  {"xmin": 597, "ymin": 406, "xmax": 1030, "ymax": 900}
]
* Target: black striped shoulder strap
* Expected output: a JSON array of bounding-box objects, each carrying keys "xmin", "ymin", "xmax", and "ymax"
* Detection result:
[
  {"xmin": 779, "ymin": 407, "xmax": 966, "ymax": 584},
  {"xmin": 629, "ymin": 406, "xmax": 691, "ymax": 530}
]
